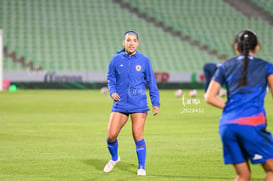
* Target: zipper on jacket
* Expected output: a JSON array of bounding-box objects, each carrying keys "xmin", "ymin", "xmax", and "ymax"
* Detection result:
[{"xmin": 127, "ymin": 55, "xmax": 131, "ymax": 112}]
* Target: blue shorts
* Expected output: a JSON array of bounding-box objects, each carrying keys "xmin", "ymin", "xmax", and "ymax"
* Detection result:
[
  {"xmin": 219, "ymin": 124, "xmax": 273, "ymax": 164},
  {"xmin": 112, "ymin": 107, "xmax": 149, "ymax": 114},
  {"xmin": 115, "ymin": 112, "xmax": 147, "ymax": 117}
]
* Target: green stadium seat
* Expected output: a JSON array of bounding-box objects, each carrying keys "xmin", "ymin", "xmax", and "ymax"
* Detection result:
[{"xmin": 2, "ymin": 0, "xmax": 272, "ymax": 73}]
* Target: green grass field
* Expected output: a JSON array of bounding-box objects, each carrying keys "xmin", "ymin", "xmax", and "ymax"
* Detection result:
[{"xmin": 0, "ymin": 90, "xmax": 272, "ymax": 181}]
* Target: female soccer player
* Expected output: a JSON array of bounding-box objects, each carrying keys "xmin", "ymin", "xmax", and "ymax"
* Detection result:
[
  {"xmin": 103, "ymin": 31, "xmax": 160, "ymax": 176},
  {"xmin": 205, "ymin": 30, "xmax": 273, "ymax": 181}
]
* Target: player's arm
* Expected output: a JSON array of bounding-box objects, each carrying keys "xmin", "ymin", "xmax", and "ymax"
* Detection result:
[
  {"xmin": 145, "ymin": 59, "xmax": 160, "ymax": 116},
  {"xmin": 107, "ymin": 59, "xmax": 119, "ymax": 101},
  {"xmin": 205, "ymin": 80, "xmax": 225, "ymax": 109},
  {"xmin": 267, "ymin": 74, "xmax": 273, "ymax": 98}
]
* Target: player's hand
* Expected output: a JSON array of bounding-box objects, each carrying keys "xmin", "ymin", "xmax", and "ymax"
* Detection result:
[
  {"xmin": 111, "ymin": 93, "xmax": 120, "ymax": 102},
  {"xmin": 152, "ymin": 106, "xmax": 159, "ymax": 116}
]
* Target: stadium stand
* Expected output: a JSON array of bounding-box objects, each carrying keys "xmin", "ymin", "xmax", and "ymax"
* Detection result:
[
  {"xmin": 251, "ymin": 0, "xmax": 273, "ymax": 17},
  {"xmin": 2, "ymin": 0, "xmax": 273, "ymax": 73},
  {"xmin": 118, "ymin": 0, "xmax": 273, "ymax": 61}
]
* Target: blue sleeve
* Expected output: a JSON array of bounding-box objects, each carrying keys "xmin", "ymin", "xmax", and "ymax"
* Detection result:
[
  {"xmin": 266, "ymin": 62, "xmax": 273, "ymax": 77},
  {"xmin": 107, "ymin": 58, "xmax": 117, "ymax": 97},
  {"xmin": 145, "ymin": 59, "xmax": 160, "ymax": 107},
  {"xmin": 212, "ymin": 64, "xmax": 225, "ymax": 85}
]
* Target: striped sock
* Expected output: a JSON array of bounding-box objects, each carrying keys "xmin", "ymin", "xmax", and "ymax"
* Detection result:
[
  {"xmin": 107, "ymin": 139, "xmax": 118, "ymax": 161},
  {"xmin": 135, "ymin": 139, "xmax": 146, "ymax": 169}
]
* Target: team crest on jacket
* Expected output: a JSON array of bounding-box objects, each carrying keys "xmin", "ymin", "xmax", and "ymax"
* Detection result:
[{"xmin": 136, "ymin": 65, "xmax": 141, "ymax": 71}]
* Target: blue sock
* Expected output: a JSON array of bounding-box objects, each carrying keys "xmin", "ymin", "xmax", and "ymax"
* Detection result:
[
  {"xmin": 135, "ymin": 139, "xmax": 146, "ymax": 169},
  {"xmin": 107, "ymin": 139, "xmax": 118, "ymax": 161}
]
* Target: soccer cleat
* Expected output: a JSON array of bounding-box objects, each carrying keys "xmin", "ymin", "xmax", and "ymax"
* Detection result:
[
  {"xmin": 103, "ymin": 156, "xmax": 120, "ymax": 173},
  {"xmin": 137, "ymin": 169, "xmax": 146, "ymax": 176}
]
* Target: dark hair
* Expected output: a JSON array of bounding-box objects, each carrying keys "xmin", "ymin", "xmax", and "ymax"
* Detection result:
[
  {"xmin": 235, "ymin": 30, "xmax": 258, "ymax": 86},
  {"xmin": 123, "ymin": 31, "xmax": 139, "ymax": 40}
]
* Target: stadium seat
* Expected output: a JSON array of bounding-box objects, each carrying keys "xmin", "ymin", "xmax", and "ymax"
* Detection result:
[{"xmin": 2, "ymin": 0, "xmax": 272, "ymax": 73}]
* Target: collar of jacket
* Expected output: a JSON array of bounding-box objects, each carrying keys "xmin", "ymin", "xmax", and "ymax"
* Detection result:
[
  {"xmin": 121, "ymin": 51, "xmax": 139, "ymax": 58},
  {"xmin": 237, "ymin": 54, "xmax": 254, "ymax": 60}
]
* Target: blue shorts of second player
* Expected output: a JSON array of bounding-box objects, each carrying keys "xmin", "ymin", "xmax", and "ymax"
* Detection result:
[{"xmin": 219, "ymin": 124, "xmax": 273, "ymax": 164}]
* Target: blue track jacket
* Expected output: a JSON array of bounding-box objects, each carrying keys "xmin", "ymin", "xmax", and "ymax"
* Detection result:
[{"xmin": 107, "ymin": 51, "xmax": 160, "ymax": 113}]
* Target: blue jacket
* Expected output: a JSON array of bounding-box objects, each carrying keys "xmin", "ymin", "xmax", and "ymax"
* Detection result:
[{"xmin": 107, "ymin": 51, "xmax": 160, "ymax": 113}]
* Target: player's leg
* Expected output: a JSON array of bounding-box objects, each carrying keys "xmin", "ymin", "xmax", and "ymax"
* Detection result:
[
  {"xmin": 107, "ymin": 112, "xmax": 129, "ymax": 142},
  {"xmin": 104, "ymin": 112, "xmax": 128, "ymax": 172},
  {"xmin": 220, "ymin": 125, "xmax": 250, "ymax": 181},
  {"xmin": 131, "ymin": 113, "xmax": 146, "ymax": 141},
  {"xmin": 131, "ymin": 113, "xmax": 147, "ymax": 175},
  {"xmin": 233, "ymin": 162, "xmax": 251, "ymax": 181},
  {"xmin": 262, "ymin": 159, "xmax": 273, "ymax": 181},
  {"xmin": 260, "ymin": 129, "xmax": 273, "ymax": 181},
  {"xmin": 240, "ymin": 125, "xmax": 273, "ymax": 181},
  {"xmin": 107, "ymin": 112, "xmax": 128, "ymax": 159}
]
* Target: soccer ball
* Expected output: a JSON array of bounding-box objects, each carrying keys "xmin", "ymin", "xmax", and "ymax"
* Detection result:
[
  {"xmin": 175, "ymin": 89, "xmax": 183, "ymax": 97},
  {"xmin": 100, "ymin": 87, "xmax": 109, "ymax": 94},
  {"xmin": 189, "ymin": 89, "xmax": 197, "ymax": 97}
]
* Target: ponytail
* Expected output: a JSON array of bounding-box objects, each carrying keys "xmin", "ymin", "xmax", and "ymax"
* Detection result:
[
  {"xmin": 239, "ymin": 34, "xmax": 250, "ymax": 86},
  {"xmin": 235, "ymin": 30, "xmax": 258, "ymax": 87},
  {"xmin": 116, "ymin": 47, "xmax": 125, "ymax": 54}
]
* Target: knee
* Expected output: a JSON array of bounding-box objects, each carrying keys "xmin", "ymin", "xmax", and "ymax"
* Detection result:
[
  {"xmin": 236, "ymin": 171, "xmax": 251, "ymax": 181},
  {"xmin": 263, "ymin": 159, "xmax": 273, "ymax": 177},
  {"xmin": 132, "ymin": 130, "xmax": 143, "ymax": 141},
  {"xmin": 265, "ymin": 171, "xmax": 273, "ymax": 180},
  {"xmin": 107, "ymin": 131, "xmax": 118, "ymax": 142}
]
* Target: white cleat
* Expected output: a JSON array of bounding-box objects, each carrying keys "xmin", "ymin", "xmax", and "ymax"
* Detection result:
[
  {"xmin": 103, "ymin": 156, "xmax": 120, "ymax": 173},
  {"xmin": 137, "ymin": 169, "xmax": 146, "ymax": 176}
]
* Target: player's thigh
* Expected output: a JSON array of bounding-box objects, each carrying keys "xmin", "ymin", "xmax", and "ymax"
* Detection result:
[
  {"xmin": 131, "ymin": 113, "xmax": 147, "ymax": 130},
  {"xmin": 107, "ymin": 112, "xmax": 129, "ymax": 137},
  {"xmin": 240, "ymin": 125, "xmax": 273, "ymax": 164},
  {"xmin": 219, "ymin": 125, "xmax": 248, "ymax": 164},
  {"xmin": 233, "ymin": 162, "xmax": 251, "ymax": 177},
  {"xmin": 131, "ymin": 113, "xmax": 147, "ymax": 138},
  {"xmin": 262, "ymin": 159, "xmax": 273, "ymax": 173}
]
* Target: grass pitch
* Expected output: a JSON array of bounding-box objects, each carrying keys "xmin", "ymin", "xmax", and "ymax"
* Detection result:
[{"xmin": 0, "ymin": 90, "xmax": 272, "ymax": 181}]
